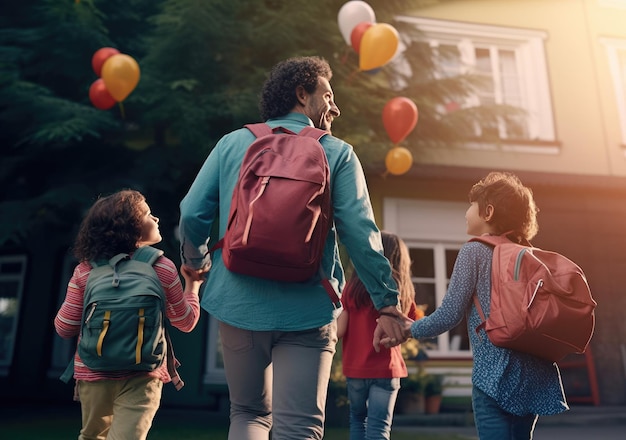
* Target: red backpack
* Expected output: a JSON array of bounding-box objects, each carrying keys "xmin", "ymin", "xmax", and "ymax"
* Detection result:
[
  {"xmin": 213, "ymin": 123, "xmax": 338, "ymax": 302},
  {"xmin": 470, "ymin": 234, "xmax": 597, "ymax": 362}
]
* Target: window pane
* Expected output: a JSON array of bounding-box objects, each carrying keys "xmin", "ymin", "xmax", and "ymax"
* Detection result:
[
  {"xmin": 414, "ymin": 282, "xmax": 436, "ymax": 316},
  {"xmin": 438, "ymin": 43, "xmax": 462, "ymax": 77},
  {"xmin": 0, "ymin": 294, "xmax": 18, "ymax": 364},
  {"xmin": 0, "ymin": 256, "xmax": 26, "ymax": 373},
  {"xmin": 500, "ymin": 49, "xmax": 521, "ymax": 106},
  {"xmin": 410, "ymin": 248, "xmax": 434, "ymax": 278},
  {"xmin": 475, "ymin": 47, "xmax": 496, "ymax": 106},
  {"xmin": 449, "ymin": 317, "xmax": 471, "ymax": 351},
  {"xmin": 445, "ymin": 249, "xmax": 459, "ymax": 278}
]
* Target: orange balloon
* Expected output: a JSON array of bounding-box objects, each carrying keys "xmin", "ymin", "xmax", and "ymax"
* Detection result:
[
  {"xmin": 350, "ymin": 21, "xmax": 373, "ymax": 54},
  {"xmin": 359, "ymin": 23, "xmax": 399, "ymax": 71},
  {"xmin": 382, "ymin": 97, "xmax": 418, "ymax": 144},
  {"xmin": 101, "ymin": 54, "xmax": 140, "ymax": 102},
  {"xmin": 385, "ymin": 147, "xmax": 413, "ymax": 176}
]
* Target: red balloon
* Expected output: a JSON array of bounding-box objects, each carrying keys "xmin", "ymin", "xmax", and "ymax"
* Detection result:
[
  {"xmin": 89, "ymin": 79, "xmax": 116, "ymax": 110},
  {"xmin": 350, "ymin": 21, "xmax": 374, "ymax": 54},
  {"xmin": 91, "ymin": 47, "xmax": 120, "ymax": 77},
  {"xmin": 382, "ymin": 97, "xmax": 419, "ymax": 144}
]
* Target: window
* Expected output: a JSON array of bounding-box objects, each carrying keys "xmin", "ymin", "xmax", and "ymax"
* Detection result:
[
  {"xmin": 48, "ymin": 254, "xmax": 78, "ymax": 379},
  {"xmin": 409, "ymin": 242, "xmax": 470, "ymax": 357},
  {"xmin": 397, "ymin": 16, "xmax": 557, "ymax": 152},
  {"xmin": 383, "ymin": 198, "xmax": 472, "ymax": 359},
  {"xmin": 0, "ymin": 255, "xmax": 27, "ymax": 376},
  {"xmin": 601, "ymin": 38, "xmax": 626, "ymax": 149}
]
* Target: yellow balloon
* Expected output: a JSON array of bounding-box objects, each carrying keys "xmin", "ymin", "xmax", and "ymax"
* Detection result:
[
  {"xmin": 101, "ymin": 54, "xmax": 140, "ymax": 102},
  {"xmin": 359, "ymin": 23, "xmax": 399, "ymax": 71},
  {"xmin": 385, "ymin": 147, "xmax": 413, "ymax": 175}
]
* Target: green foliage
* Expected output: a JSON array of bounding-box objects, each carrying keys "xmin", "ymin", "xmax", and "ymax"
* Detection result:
[
  {"xmin": 0, "ymin": 0, "xmax": 516, "ymax": 249},
  {"xmin": 401, "ymin": 363, "xmax": 445, "ymax": 396}
]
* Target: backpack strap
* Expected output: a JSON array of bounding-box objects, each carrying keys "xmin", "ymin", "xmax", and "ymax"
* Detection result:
[
  {"xmin": 244, "ymin": 123, "xmax": 327, "ymax": 142},
  {"xmin": 244, "ymin": 123, "xmax": 274, "ymax": 138},
  {"xmin": 472, "ymin": 295, "xmax": 488, "ymax": 335},
  {"xmin": 131, "ymin": 246, "xmax": 186, "ymax": 389},
  {"xmin": 299, "ymin": 126, "xmax": 327, "ymax": 142},
  {"xmin": 131, "ymin": 246, "xmax": 164, "ymax": 265},
  {"xmin": 470, "ymin": 236, "xmax": 504, "ymax": 335},
  {"xmin": 469, "ymin": 234, "xmax": 510, "ymax": 247}
]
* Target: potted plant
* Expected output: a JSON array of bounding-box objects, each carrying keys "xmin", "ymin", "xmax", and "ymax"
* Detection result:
[
  {"xmin": 396, "ymin": 371, "xmax": 428, "ymax": 414},
  {"xmin": 424, "ymin": 374, "xmax": 445, "ymax": 414}
]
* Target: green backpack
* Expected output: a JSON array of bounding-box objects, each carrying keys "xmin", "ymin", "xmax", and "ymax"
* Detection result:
[{"xmin": 61, "ymin": 246, "xmax": 182, "ymax": 385}]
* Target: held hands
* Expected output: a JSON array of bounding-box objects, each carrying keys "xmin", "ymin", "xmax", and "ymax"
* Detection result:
[
  {"xmin": 372, "ymin": 307, "xmax": 414, "ymax": 352},
  {"xmin": 181, "ymin": 262, "xmax": 211, "ymax": 287}
]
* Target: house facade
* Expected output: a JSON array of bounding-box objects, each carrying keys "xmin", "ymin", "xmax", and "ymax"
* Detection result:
[
  {"xmin": 365, "ymin": 0, "xmax": 626, "ymax": 406},
  {"xmin": 2, "ymin": 0, "xmax": 626, "ymax": 410}
]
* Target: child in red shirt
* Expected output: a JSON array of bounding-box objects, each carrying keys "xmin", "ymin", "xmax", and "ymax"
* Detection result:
[{"xmin": 337, "ymin": 231, "xmax": 422, "ymax": 440}]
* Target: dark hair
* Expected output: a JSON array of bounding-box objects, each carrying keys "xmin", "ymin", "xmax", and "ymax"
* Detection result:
[
  {"xmin": 259, "ymin": 56, "xmax": 333, "ymax": 121},
  {"xmin": 468, "ymin": 171, "xmax": 539, "ymax": 243},
  {"xmin": 344, "ymin": 231, "xmax": 416, "ymax": 314},
  {"xmin": 73, "ymin": 190, "xmax": 146, "ymax": 262}
]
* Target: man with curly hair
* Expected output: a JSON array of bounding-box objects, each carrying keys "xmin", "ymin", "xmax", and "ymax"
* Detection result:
[{"xmin": 179, "ymin": 56, "xmax": 407, "ymax": 440}]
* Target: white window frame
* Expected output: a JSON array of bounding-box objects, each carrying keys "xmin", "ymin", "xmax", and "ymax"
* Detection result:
[
  {"xmin": 0, "ymin": 255, "xmax": 27, "ymax": 376},
  {"xmin": 384, "ymin": 198, "xmax": 472, "ymax": 359},
  {"xmin": 396, "ymin": 16, "xmax": 557, "ymax": 153},
  {"xmin": 601, "ymin": 37, "xmax": 626, "ymax": 149}
]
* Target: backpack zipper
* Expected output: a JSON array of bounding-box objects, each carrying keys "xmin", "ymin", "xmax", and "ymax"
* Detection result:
[
  {"xmin": 515, "ymin": 248, "xmax": 544, "ymax": 309},
  {"xmin": 85, "ymin": 303, "xmax": 97, "ymax": 323},
  {"xmin": 514, "ymin": 248, "xmax": 526, "ymax": 280},
  {"xmin": 527, "ymin": 279, "xmax": 544, "ymax": 309}
]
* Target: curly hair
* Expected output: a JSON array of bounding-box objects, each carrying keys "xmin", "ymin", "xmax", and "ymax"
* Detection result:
[
  {"xmin": 259, "ymin": 56, "xmax": 333, "ymax": 121},
  {"xmin": 73, "ymin": 190, "xmax": 146, "ymax": 262},
  {"xmin": 344, "ymin": 231, "xmax": 416, "ymax": 315},
  {"xmin": 468, "ymin": 171, "xmax": 539, "ymax": 243}
]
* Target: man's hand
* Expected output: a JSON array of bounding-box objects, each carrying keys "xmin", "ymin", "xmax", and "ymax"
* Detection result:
[
  {"xmin": 372, "ymin": 306, "xmax": 407, "ymax": 351},
  {"xmin": 373, "ymin": 309, "xmax": 414, "ymax": 352},
  {"xmin": 182, "ymin": 261, "xmax": 211, "ymax": 282}
]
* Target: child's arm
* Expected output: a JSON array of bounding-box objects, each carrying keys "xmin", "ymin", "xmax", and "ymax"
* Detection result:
[
  {"xmin": 336, "ymin": 309, "xmax": 348, "ymax": 339},
  {"xmin": 181, "ymin": 265, "xmax": 205, "ymax": 294}
]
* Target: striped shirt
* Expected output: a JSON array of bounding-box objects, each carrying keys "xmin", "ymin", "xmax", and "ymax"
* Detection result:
[{"xmin": 54, "ymin": 254, "xmax": 200, "ymax": 384}]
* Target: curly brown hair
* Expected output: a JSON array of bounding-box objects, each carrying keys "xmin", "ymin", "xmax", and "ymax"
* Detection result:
[
  {"xmin": 468, "ymin": 171, "xmax": 539, "ymax": 243},
  {"xmin": 344, "ymin": 231, "xmax": 416, "ymax": 315},
  {"xmin": 73, "ymin": 190, "xmax": 146, "ymax": 262},
  {"xmin": 259, "ymin": 56, "xmax": 333, "ymax": 121}
]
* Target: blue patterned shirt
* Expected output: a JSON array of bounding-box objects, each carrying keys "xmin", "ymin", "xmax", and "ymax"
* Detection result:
[{"xmin": 410, "ymin": 241, "xmax": 569, "ymax": 416}]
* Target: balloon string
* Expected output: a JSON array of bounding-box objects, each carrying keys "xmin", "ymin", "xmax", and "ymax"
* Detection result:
[{"xmin": 118, "ymin": 102, "xmax": 126, "ymax": 119}]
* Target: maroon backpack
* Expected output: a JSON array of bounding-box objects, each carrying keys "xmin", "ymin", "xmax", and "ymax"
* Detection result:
[
  {"xmin": 470, "ymin": 234, "xmax": 597, "ymax": 362},
  {"xmin": 213, "ymin": 123, "xmax": 338, "ymax": 302}
]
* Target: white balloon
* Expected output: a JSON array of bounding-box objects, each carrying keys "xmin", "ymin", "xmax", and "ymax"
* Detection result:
[{"xmin": 337, "ymin": 1, "xmax": 376, "ymax": 45}]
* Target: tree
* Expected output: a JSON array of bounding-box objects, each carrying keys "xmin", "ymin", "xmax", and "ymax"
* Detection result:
[
  {"xmin": 0, "ymin": 0, "xmax": 162, "ymax": 246},
  {"xmin": 0, "ymin": 0, "xmax": 507, "ymax": 250}
]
